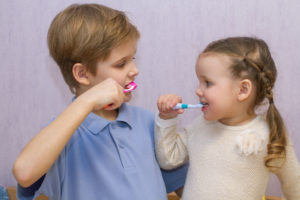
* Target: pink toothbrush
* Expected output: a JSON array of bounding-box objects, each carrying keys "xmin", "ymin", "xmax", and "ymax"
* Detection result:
[
  {"xmin": 123, "ymin": 82, "xmax": 137, "ymax": 93},
  {"xmin": 104, "ymin": 82, "xmax": 137, "ymax": 109}
]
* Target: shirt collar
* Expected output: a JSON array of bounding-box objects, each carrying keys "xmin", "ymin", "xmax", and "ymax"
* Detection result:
[
  {"xmin": 117, "ymin": 103, "xmax": 134, "ymax": 129},
  {"xmin": 79, "ymin": 101, "xmax": 134, "ymax": 135}
]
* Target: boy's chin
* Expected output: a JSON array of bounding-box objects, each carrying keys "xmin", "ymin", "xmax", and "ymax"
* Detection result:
[{"xmin": 124, "ymin": 94, "xmax": 132, "ymax": 102}]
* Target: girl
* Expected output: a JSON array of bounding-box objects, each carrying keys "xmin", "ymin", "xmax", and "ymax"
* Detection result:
[{"xmin": 155, "ymin": 37, "xmax": 300, "ymax": 200}]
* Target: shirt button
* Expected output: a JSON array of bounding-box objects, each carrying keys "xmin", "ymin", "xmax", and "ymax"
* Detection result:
[
  {"xmin": 118, "ymin": 144, "xmax": 124, "ymax": 149},
  {"xmin": 111, "ymin": 123, "xmax": 117, "ymax": 129}
]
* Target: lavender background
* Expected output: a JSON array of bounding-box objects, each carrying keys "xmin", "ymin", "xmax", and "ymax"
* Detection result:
[{"xmin": 1, "ymin": 0, "xmax": 299, "ymax": 197}]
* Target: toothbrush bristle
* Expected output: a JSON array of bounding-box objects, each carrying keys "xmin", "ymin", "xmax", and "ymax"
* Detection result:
[{"xmin": 124, "ymin": 82, "xmax": 137, "ymax": 93}]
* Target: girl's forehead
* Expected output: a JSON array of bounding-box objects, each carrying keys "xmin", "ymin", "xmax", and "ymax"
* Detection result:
[
  {"xmin": 197, "ymin": 52, "xmax": 231, "ymax": 64},
  {"xmin": 195, "ymin": 53, "xmax": 234, "ymax": 81},
  {"xmin": 196, "ymin": 53, "xmax": 231, "ymax": 72}
]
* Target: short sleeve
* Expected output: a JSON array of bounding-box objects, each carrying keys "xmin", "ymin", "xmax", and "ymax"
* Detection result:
[
  {"xmin": 17, "ymin": 147, "xmax": 66, "ymax": 200},
  {"xmin": 16, "ymin": 175, "xmax": 45, "ymax": 200},
  {"xmin": 35, "ymin": 147, "xmax": 66, "ymax": 199},
  {"xmin": 161, "ymin": 163, "xmax": 189, "ymax": 193}
]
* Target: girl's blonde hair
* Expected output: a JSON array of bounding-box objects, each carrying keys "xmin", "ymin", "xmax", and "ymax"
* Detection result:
[
  {"xmin": 47, "ymin": 4, "xmax": 140, "ymax": 93},
  {"xmin": 202, "ymin": 37, "xmax": 287, "ymax": 169}
]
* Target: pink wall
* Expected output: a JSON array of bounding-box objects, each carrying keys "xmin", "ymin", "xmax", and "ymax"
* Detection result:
[{"xmin": 1, "ymin": 0, "xmax": 299, "ymax": 196}]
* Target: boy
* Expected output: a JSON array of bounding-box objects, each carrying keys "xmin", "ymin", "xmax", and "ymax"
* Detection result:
[{"xmin": 13, "ymin": 4, "xmax": 187, "ymax": 200}]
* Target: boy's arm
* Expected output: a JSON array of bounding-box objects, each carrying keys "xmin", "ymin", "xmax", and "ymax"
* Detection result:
[
  {"xmin": 161, "ymin": 163, "xmax": 189, "ymax": 195},
  {"xmin": 17, "ymin": 175, "xmax": 45, "ymax": 199},
  {"xmin": 174, "ymin": 186, "xmax": 184, "ymax": 197},
  {"xmin": 13, "ymin": 78, "xmax": 125, "ymax": 187},
  {"xmin": 13, "ymin": 97, "xmax": 94, "ymax": 187}
]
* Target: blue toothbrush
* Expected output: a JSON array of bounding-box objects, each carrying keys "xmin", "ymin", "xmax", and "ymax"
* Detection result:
[{"xmin": 173, "ymin": 103, "xmax": 204, "ymax": 110}]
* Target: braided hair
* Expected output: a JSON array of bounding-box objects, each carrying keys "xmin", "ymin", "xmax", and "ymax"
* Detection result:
[{"xmin": 202, "ymin": 37, "xmax": 287, "ymax": 169}]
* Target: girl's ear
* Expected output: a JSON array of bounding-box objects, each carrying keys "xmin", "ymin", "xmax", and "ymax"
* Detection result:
[
  {"xmin": 237, "ymin": 79, "xmax": 253, "ymax": 102},
  {"xmin": 72, "ymin": 63, "xmax": 90, "ymax": 86}
]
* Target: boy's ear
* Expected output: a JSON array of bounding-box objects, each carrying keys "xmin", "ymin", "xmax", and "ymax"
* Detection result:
[
  {"xmin": 237, "ymin": 79, "xmax": 253, "ymax": 102},
  {"xmin": 72, "ymin": 63, "xmax": 90, "ymax": 86}
]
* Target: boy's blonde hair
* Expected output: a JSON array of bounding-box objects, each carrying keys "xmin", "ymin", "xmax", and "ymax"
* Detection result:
[
  {"xmin": 202, "ymin": 37, "xmax": 287, "ymax": 170},
  {"xmin": 47, "ymin": 4, "xmax": 140, "ymax": 93}
]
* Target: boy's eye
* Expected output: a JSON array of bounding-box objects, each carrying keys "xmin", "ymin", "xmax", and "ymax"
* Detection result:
[
  {"xmin": 115, "ymin": 57, "xmax": 135, "ymax": 68},
  {"xmin": 116, "ymin": 61, "xmax": 127, "ymax": 68}
]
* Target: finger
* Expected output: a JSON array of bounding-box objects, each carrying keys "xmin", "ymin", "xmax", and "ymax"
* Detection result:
[
  {"xmin": 157, "ymin": 99, "xmax": 163, "ymax": 112},
  {"xmin": 169, "ymin": 100, "xmax": 178, "ymax": 109},
  {"xmin": 177, "ymin": 109, "xmax": 185, "ymax": 114},
  {"xmin": 161, "ymin": 98, "xmax": 169, "ymax": 112},
  {"xmin": 165, "ymin": 95, "xmax": 175, "ymax": 110}
]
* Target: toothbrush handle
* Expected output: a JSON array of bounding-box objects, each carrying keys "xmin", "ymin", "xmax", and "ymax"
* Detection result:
[
  {"xmin": 173, "ymin": 103, "xmax": 188, "ymax": 110},
  {"xmin": 104, "ymin": 82, "xmax": 137, "ymax": 109},
  {"xmin": 104, "ymin": 89, "xmax": 126, "ymax": 109},
  {"xmin": 188, "ymin": 104, "xmax": 203, "ymax": 108},
  {"xmin": 173, "ymin": 103, "xmax": 203, "ymax": 110}
]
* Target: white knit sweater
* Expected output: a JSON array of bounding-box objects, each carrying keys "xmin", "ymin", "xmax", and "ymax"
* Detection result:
[{"xmin": 155, "ymin": 115, "xmax": 300, "ymax": 200}]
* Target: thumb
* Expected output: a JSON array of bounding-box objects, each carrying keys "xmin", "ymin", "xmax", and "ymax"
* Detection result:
[{"xmin": 176, "ymin": 109, "xmax": 185, "ymax": 115}]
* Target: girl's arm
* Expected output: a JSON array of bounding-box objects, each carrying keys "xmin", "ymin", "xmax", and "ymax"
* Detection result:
[
  {"xmin": 155, "ymin": 94, "xmax": 188, "ymax": 169},
  {"xmin": 13, "ymin": 78, "xmax": 125, "ymax": 187},
  {"xmin": 274, "ymin": 140, "xmax": 300, "ymax": 200},
  {"xmin": 155, "ymin": 114, "xmax": 188, "ymax": 170}
]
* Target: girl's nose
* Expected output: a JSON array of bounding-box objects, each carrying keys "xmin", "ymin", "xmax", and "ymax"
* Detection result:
[{"xmin": 195, "ymin": 87, "xmax": 203, "ymax": 97}]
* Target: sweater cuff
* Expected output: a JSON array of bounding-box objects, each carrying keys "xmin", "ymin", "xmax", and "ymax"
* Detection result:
[{"xmin": 155, "ymin": 112, "xmax": 178, "ymax": 128}]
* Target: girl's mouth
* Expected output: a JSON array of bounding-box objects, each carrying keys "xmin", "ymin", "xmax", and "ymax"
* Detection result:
[
  {"xmin": 200, "ymin": 102, "xmax": 209, "ymax": 106},
  {"xmin": 201, "ymin": 102, "xmax": 209, "ymax": 111}
]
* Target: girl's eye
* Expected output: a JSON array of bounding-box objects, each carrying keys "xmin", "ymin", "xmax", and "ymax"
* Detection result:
[{"xmin": 206, "ymin": 81, "xmax": 212, "ymax": 87}]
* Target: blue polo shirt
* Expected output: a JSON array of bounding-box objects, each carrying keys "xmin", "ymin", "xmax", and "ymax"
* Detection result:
[{"xmin": 17, "ymin": 103, "xmax": 187, "ymax": 200}]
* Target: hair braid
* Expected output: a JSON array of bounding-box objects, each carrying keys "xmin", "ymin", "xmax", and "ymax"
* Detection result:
[{"xmin": 243, "ymin": 43, "xmax": 287, "ymax": 169}]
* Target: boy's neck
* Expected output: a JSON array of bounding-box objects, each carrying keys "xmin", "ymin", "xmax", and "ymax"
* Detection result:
[{"xmin": 94, "ymin": 109, "xmax": 118, "ymax": 121}]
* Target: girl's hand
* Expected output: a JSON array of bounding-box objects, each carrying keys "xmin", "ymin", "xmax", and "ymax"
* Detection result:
[
  {"xmin": 79, "ymin": 78, "xmax": 125, "ymax": 111},
  {"xmin": 157, "ymin": 94, "xmax": 184, "ymax": 119}
]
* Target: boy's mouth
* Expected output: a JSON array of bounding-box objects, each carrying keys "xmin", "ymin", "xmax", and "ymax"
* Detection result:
[
  {"xmin": 123, "ymin": 82, "xmax": 137, "ymax": 93},
  {"xmin": 125, "ymin": 83, "xmax": 131, "ymax": 89}
]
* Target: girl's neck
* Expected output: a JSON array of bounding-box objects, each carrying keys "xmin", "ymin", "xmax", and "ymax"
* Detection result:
[{"xmin": 219, "ymin": 112, "xmax": 257, "ymax": 126}]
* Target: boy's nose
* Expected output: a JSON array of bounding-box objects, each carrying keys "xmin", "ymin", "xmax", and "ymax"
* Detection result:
[{"xmin": 129, "ymin": 64, "xmax": 139, "ymax": 77}]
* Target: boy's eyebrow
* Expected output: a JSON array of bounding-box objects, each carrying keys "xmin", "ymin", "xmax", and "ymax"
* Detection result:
[
  {"xmin": 112, "ymin": 50, "xmax": 137, "ymax": 64},
  {"xmin": 112, "ymin": 56, "xmax": 130, "ymax": 64}
]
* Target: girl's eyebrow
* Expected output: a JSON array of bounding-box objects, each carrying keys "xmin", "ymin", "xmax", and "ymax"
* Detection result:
[{"xmin": 199, "ymin": 74, "xmax": 211, "ymax": 80}]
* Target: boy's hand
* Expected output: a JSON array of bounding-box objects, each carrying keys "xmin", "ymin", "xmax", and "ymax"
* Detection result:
[
  {"xmin": 80, "ymin": 78, "xmax": 125, "ymax": 111},
  {"xmin": 157, "ymin": 94, "xmax": 184, "ymax": 119}
]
